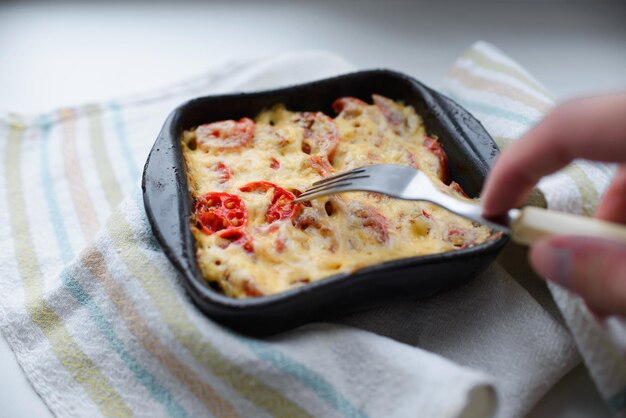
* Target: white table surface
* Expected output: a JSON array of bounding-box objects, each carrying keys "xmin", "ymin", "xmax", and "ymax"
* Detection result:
[{"xmin": 1, "ymin": 1, "xmax": 624, "ymax": 417}]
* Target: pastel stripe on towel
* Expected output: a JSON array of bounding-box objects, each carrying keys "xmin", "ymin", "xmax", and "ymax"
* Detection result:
[
  {"xmin": 4, "ymin": 119, "xmax": 132, "ymax": 418},
  {"xmin": 84, "ymin": 104, "xmax": 125, "ymax": 208},
  {"xmin": 126, "ymin": 191, "xmax": 370, "ymax": 418},
  {"xmin": 107, "ymin": 101, "xmax": 140, "ymax": 181},
  {"xmin": 461, "ymin": 41, "xmax": 554, "ymax": 100},
  {"xmin": 39, "ymin": 112, "xmax": 196, "ymax": 417},
  {"xmin": 55, "ymin": 106, "xmax": 253, "ymax": 416},
  {"xmin": 443, "ymin": 42, "xmax": 613, "ymax": 216},
  {"xmin": 60, "ymin": 108, "xmax": 101, "ymax": 239},
  {"xmin": 446, "ymin": 40, "xmax": 623, "ymax": 414},
  {"xmin": 106, "ymin": 208, "xmax": 315, "ymax": 418},
  {"xmin": 80, "ymin": 247, "xmax": 242, "ymax": 417}
]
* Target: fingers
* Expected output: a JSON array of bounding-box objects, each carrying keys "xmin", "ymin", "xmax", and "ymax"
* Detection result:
[
  {"xmin": 595, "ymin": 165, "xmax": 626, "ymax": 223},
  {"xmin": 530, "ymin": 235, "xmax": 626, "ymax": 315},
  {"xmin": 482, "ymin": 94, "xmax": 626, "ymax": 217}
]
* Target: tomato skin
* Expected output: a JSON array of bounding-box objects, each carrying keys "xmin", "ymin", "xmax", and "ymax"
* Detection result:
[
  {"xmin": 449, "ymin": 181, "xmax": 468, "ymax": 198},
  {"xmin": 294, "ymin": 213, "xmax": 323, "ymax": 231},
  {"xmin": 332, "ymin": 97, "xmax": 368, "ymax": 116},
  {"xmin": 195, "ymin": 192, "xmax": 253, "ymax": 251},
  {"xmin": 195, "ymin": 118, "xmax": 255, "ymax": 150},
  {"xmin": 239, "ymin": 181, "xmax": 303, "ymax": 223},
  {"xmin": 196, "ymin": 192, "xmax": 247, "ymax": 234},
  {"xmin": 446, "ymin": 227, "xmax": 475, "ymax": 248},
  {"xmin": 239, "ymin": 181, "xmax": 286, "ymax": 194},
  {"xmin": 214, "ymin": 161, "xmax": 231, "ymax": 183},
  {"xmin": 296, "ymin": 112, "xmax": 339, "ymax": 162},
  {"xmin": 288, "ymin": 188, "xmax": 312, "ymax": 208},
  {"xmin": 373, "ymin": 94, "xmax": 405, "ymax": 127},
  {"xmin": 424, "ymin": 136, "xmax": 450, "ymax": 184},
  {"xmin": 352, "ymin": 205, "xmax": 389, "ymax": 243},
  {"xmin": 309, "ymin": 155, "xmax": 334, "ymax": 177},
  {"xmin": 275, "ymin": 237, "xmax": 286, "ymax": 253},
  {"xmin": 220, "ymin": 228, "xmax": 254, "ymax": 253},
  {"xmin": 242, "ymin": 280, "xmax": 263, "ymax": 297},
  {"xmin": 405, "ymin": 149, "xmax": 419, "ymax": 169}
]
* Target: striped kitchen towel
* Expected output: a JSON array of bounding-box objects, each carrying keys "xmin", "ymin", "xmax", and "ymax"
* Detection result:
[
  {"xmin": 0, "ymin": 51, "xmax": 497, "ymax": 418},
  {"xmin": 0, "ymin": 44, "xmax": 622, "ymax": 418},
  {"xmin": 443, "ymin": 41, "xmax": 626, "ymax": 416}
]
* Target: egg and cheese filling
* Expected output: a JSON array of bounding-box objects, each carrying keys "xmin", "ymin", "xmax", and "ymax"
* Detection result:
[{"xmin": 182, "ymin": 95, "xmax": 492, "ymax": 298}]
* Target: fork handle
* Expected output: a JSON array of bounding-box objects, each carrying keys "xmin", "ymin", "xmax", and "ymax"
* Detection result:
[{"xmin": 510, "ymin": 206, "xmax": 626, "ymax": 246}]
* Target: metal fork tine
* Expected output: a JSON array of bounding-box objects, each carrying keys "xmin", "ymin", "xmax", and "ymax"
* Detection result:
[
  {"xmin": 311, "ymin": 167, "xmax": 366, "ymax": 186},
  {"xmin": 303, "ymin": 175, "xmax": 369, "ymax": 194},
  {"xmin": 294, "ymin": 181, "xmax": 355, "ymax": 202}
]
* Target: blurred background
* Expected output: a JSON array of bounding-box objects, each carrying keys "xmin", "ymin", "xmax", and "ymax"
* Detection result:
[
  {"xmin": 1, "ymin": 0, "xmax": 625, "ymax": 114},
  {"xmin": 0, "ymin": 1, "xmax": 624, "ymax": 417}
]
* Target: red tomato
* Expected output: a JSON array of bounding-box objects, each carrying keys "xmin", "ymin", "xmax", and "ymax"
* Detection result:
[
  {"xmin": 275, "ymin": 237, "xmax": 286, "ymax": 253},
  {"xmin": 309, "ymin": 155, "xmax": 334, "ymax": 177},
  {"xmin": 288, "ymin": 188, "xmax": 312, "ymax": 208},
  {"xmin": 332, "ymin": 97, "xmax": 368, "ymax": 117},
  {"xmin": 353, "ymin": 205, "xmax": 389, "ymax": 243},
  {"xmin": 214, "ymin": 161, "xmax": 231, "ymax": 184},
  {"xmin": 450, "ymin": 181, "xmax": 468, "ymax": 198},
  {"xmin": 196, "ymin": 192, "xmax": 247, "ymax": 234},
  {"xmin": 270, "ymin": 157, "xmax": 280, "ymax": 170},
  {"xmin": 195, "ymin": 192, "xmax": 252, "ymax": 251},
  {"xmin": 219, "ymin": 228, "xmax": 254, "ymax": 253},
  {"xmin": 296, "ymin": 112, "xmax": 339, "ymax": 162},
  {"xmin": 446, "ymin": 227, "xmax": 476, "ymax": 248},
  {"xmin": 195, "ymin": 118, "xmax": 255, "ymax": 150},
  {"xmin": 294, "ymin": 213, "xmax": 323, "ymax": 231},
  {"xmin": 405, "ymin": 149, "xmax": 419, "ymax": 169},
  {"xmin": 239, "ymin": 181, "xmax": 303, "ymax": 223},
  {"xmin": 242, "ymin": 280, "xmax": 263, "ymax": 297},
  {"xmin": 373, "ymin": 94, "xmax": 405, "ymax": 127},
  {"xmin": 424, "ymin": 136, "xmax": 450, "ymax": 184}
]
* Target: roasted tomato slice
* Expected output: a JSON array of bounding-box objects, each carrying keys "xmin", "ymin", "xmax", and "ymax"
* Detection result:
[
  {"xmin": 239, "ymin": 181, "xmax": 303, "ymax": 223},
  {"xmin": 195, "ymin": 192, "xmax": 247, "ymax": 234},
  {"xmin": 446, "ymin": 227, "xmax": 477, "ymax": 248},
  {"xmin": 449, "ymin": 181, "xmax": 468, "ymax": 198},
  {"xmin": 219, "ymin": 228, "xmax": 254, "ymax": 253},
  {"xmin": 214, "ymin": 161, "xmax": 232, "ymax": 184},
  {"xmin": 296, "ymin": 112, "xmax": 339, "ymax": 162},
  {"xmin": 309, "ymin": 155, "xmax": 334, "ymax": 177},
  {"xmin": 373, "ymin": 94, "xmax": 405, "ymax": 127},
  {"xmin": 424, "ymin": 136, "xmax": 450, "ymax": 184},
  {"xmin": 196, "ymin": 192, "xmax": 253, "ymax": 252},
  {"xmin": 195, "ymin": 117, "xmax": 255, "ymax": 151},
  {"xmin": 332, "ymin": 97, "xmax": 368, "ymax": 118},
  {"xmin": 294, "ymin": 212, "xmax": 323, "ymax": 231},
  {"xmin": 242, "ymin": 280, "xmax": 263, "ymax": 297},
  {"xmin": 352, "ymin": 204, "xmax": 389, "ymax": 243}
]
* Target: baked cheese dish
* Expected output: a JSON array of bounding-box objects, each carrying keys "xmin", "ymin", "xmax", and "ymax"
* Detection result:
[{"xmin": 182, "ymin": 95, "xmax": 492, "ymax": 298}]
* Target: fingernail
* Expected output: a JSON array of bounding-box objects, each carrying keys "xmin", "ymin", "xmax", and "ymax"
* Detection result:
[{"xmin": 531, "ymin": 241, "xmax": 573, "ymax": 288}]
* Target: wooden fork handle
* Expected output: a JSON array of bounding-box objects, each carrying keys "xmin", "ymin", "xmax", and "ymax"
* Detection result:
[{"xmin": 511, "ymin": 206, "xmax": 626, "ymax": 246}]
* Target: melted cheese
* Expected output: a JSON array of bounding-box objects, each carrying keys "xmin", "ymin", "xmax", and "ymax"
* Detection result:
[{"xmin": 182, "ymin": 96, "xmax": 492, "ymax": 298}]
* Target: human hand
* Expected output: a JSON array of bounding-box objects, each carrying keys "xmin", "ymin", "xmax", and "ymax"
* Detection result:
[{"xmin": 481, "ymin": 94, "xmax": 626, "ymax": 315}]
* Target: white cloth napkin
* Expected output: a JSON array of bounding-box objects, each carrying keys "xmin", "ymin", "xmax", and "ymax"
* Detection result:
[{"xmin": 0, "ymin": 44, "xmax": 623, "ymax": 418}]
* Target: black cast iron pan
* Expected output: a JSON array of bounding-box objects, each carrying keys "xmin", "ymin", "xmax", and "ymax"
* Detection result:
[{"xmin": 142, "ymin": 69, "xmax": 507, "ymax": 336}]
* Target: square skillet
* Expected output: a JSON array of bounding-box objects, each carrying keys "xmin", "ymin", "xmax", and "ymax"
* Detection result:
[{"xmin": 142, "ymin": 69, "xmax": 507, "ymax": 336}]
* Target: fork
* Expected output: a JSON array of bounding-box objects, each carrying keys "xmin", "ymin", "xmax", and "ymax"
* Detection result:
[{"xmin": 293, "ymin": 164, "xmax": 626, "ymax": 246}]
